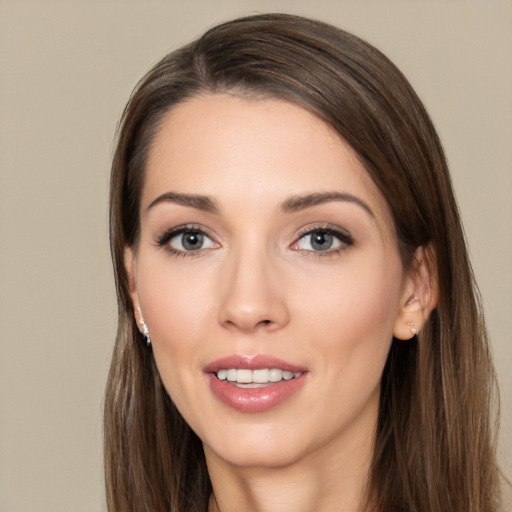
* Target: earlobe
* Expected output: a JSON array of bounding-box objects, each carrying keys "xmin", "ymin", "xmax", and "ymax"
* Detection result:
[
  {"xmin": 124, "ymin": 248, "xmax": 152, "ymax": 347},
  {"xmin": 393, "ymin": 245, "xmax": 438, "ymax": 340}
]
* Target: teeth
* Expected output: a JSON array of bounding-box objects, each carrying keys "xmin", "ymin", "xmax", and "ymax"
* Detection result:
[
  {"xmin": 269, "ymin": 368, "xmax": 283, "ymax": 382},
  {"xmin": 253, "ymin": 369, "xmax": 270, "ymax": 383},
  {"xmin": 216, "ymin": 368, "xmax": 303, "ymax": 384},
  {"xmin": 236, "ymin": 369, "xmax": 252, "ymax": 383}
]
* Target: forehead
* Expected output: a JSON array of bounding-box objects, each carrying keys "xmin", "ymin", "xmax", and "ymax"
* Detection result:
[{"xmin": 143, "ymin": 94, "xmax": 393, "ymax": 226}]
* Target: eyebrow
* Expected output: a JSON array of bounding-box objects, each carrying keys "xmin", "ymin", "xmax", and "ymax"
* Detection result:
[
  {"xmin": 280, "ymin": 192, "xmax": 374, "ymax": 217},
  {"xmin": 147, "ymin": 192, "xmax": 219, "ymax": 214},
  {"xmin": 146, "ymin": 190, "xmax": 374, "ymax": 218}
]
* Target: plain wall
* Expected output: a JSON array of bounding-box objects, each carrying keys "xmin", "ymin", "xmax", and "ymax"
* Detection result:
[{"xmin": 0, "ymin": 1, "xmax": 510, "ymax": 510}]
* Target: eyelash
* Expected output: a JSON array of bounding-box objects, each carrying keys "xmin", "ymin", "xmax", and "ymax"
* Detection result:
[
  {"xmin": 292, "ymin": 225, "xmax": 354, "ymax": 257},
  {"xmin": 155, "ymin": 224, "xmax": 217, "ymax": 259},
  {"xmin": 155, "ymin": 224, "xmax": 354, "ymax": 258}
]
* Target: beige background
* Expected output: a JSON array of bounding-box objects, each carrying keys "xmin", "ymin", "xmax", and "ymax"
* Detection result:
[{"xmin": 0, "ymin": 1, "xmax": 510, "ymax": 511}]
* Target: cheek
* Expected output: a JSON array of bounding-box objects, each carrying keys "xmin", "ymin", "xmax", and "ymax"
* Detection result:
[
  {"xmin": 289, "ymin": 256, "xmax": 403, "ymax": 431},
  {"xmin": 292, "ymin": 253, "xmax": 403, "ymax": 385},
  {"xmin": 138, "ymin": 255, "xmax": 213, "ymax": 336},
  {"xmin": 135, "ymin": 259, "xmax": 213, "ymax": 390},
  {"xmin": 296, "ymin": 252, "xmax": 402, "ymax": 338}
]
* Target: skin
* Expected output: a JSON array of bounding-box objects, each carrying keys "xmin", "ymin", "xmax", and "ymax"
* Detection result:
[{"xmin": 126, "ymin": 94, "xmax": 431, "ymax": 512}]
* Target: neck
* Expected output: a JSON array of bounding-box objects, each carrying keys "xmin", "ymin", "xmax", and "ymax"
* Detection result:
[{"xmin": 205, "ymin": 417, "xmax": 375, "ymax": 512}]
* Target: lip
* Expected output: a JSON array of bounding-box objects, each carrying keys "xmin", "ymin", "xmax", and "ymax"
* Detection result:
[
  {"xmin": 204, "ymin": 355, "xmax": 308, "ymax": 413},
  {"xmin": 204, "ymin": 354, "xmax": 306, "ymax": 373}
]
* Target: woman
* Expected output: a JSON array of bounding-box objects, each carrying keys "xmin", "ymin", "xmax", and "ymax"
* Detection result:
[{"xmin": 104, "ymin": 13, "xmax": 502, "ymax": 512}]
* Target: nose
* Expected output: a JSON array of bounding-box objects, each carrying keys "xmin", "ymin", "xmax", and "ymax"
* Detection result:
[{"xmin": 217, "ymin": 245, "xmax": 289, "ymax": 334}]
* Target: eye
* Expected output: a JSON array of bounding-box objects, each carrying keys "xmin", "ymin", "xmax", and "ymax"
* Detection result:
[
  {"xmin": 292, "ymin": 227, "xmax": 353, "ymax": 254},
  {"xmin": 157, "ymin": 226, "xmax": 218, "ymax": 254}
]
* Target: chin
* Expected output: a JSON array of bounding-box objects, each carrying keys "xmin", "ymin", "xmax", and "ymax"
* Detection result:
[
  {"xmin": 201, "ymin": 417, "xmax": 326, "ymax": 471},
  {"xmin": 207, "ymin": 438, "xmax": 305, "ymax": 470}
]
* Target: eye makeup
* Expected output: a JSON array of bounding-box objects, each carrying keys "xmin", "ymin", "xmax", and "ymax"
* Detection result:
[
  {"xmin": 153, "ymin": 220, "xmax": 354, "ymax": 261},
  {"xmin": 291, "ymin": 224, "xmax": 354, "ymax": 258},
  {"xmin": 155, "ymin": 224, "xmax": 218, "ymax": 258}
]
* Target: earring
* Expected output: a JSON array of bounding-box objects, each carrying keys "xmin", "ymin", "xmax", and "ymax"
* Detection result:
[
  {"xmin": 141, "ymin": 321, "xmax": 151, "ymax": 347},
  {"xmin": 137, "ymin": 307, "xmax": 152, "ymax": 348},
  {"xmin": 406, "ymin": 321, "xmax": 418, "ymax": 337}
]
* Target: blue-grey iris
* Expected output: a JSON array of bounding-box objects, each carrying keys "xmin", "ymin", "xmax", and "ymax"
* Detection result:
[
  {"xmin": 182, "ymin": 232, "xmax": 203, "ymax": 250},
  {"xmin": 311, "ymin": 232, "xmax": 333, "ymax": 251}
]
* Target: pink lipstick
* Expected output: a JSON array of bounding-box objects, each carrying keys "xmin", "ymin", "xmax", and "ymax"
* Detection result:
[{"xmin": 204, "ymin": 355, "xmax": 307, "ymax": 413}]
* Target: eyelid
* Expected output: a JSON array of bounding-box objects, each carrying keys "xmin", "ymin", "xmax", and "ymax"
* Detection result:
[
  {"xmin": 290, "ymin": 224, "xmax": 354, "ymax": 254},
  {"xmin": 154, "ymin": 222, "xmax": 353, "ymax": 258},
  {"xmin": 155, "ymin": 224, "xmax": 219, "ymax": 253},
  {"xmin": 294, "ymin": 223, "xmax": 352, "ymax": 240}
]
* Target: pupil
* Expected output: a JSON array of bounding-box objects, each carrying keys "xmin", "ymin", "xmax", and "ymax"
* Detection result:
[
  {"xmin": 311, "ymin": 232, "xmax": 333, "ymax": 251},
  {"xmin": 183, "ymin": 232, "xmax": 203, "ymax": 250}
]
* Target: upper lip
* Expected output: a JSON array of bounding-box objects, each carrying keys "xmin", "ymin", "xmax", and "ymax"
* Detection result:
[{"xmin": 203, "ymin": 354, "xmax": 307, "ymax": 374}]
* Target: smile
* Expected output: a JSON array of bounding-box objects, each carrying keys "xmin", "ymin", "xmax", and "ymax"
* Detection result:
[
  {"xmin": 216, "ymin": 368, "xmax": 303, "ymax": 387},
  {"xmin": 205, "ymin": 355, "xmax": 307, "ymax": 413}
]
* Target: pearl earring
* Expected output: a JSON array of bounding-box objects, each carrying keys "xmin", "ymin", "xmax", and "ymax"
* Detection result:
[{"xmin": 406, "ymin": 321, "xmax": 418, "ymax": 337}]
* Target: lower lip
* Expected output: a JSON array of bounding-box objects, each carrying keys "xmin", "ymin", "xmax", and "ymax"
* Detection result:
[{"xmin": 207, "ymin": 373, "xmax": 307, "ymax": 413}]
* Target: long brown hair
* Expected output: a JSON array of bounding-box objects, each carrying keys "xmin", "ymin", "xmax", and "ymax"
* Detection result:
[{"xmin": 105, "ymin": 13, "xmax": 502, "ymax": 511}]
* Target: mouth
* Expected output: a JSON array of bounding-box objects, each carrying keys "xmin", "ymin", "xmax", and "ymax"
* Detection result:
[
  {"xmin": 216, "ymin": 368, "xmax": 303, "ymax": 388},
  {"xmin": 205, "ymin": 355, "xmax": 307, "ymax": 412}
]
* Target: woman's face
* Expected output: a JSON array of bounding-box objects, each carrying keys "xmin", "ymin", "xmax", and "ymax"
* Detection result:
[{"xmin": 126, "ymin": 94, "xmax": 414, "ymax": 470}]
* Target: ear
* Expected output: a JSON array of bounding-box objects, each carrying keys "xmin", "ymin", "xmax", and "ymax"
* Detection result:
[
  {"xmin": 393, "ymin": 245, "xmax": 438, "ymax": 340},
  {"xmin": 124, "ymin": 247, "xmax": 144, "ymax": 329}
]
